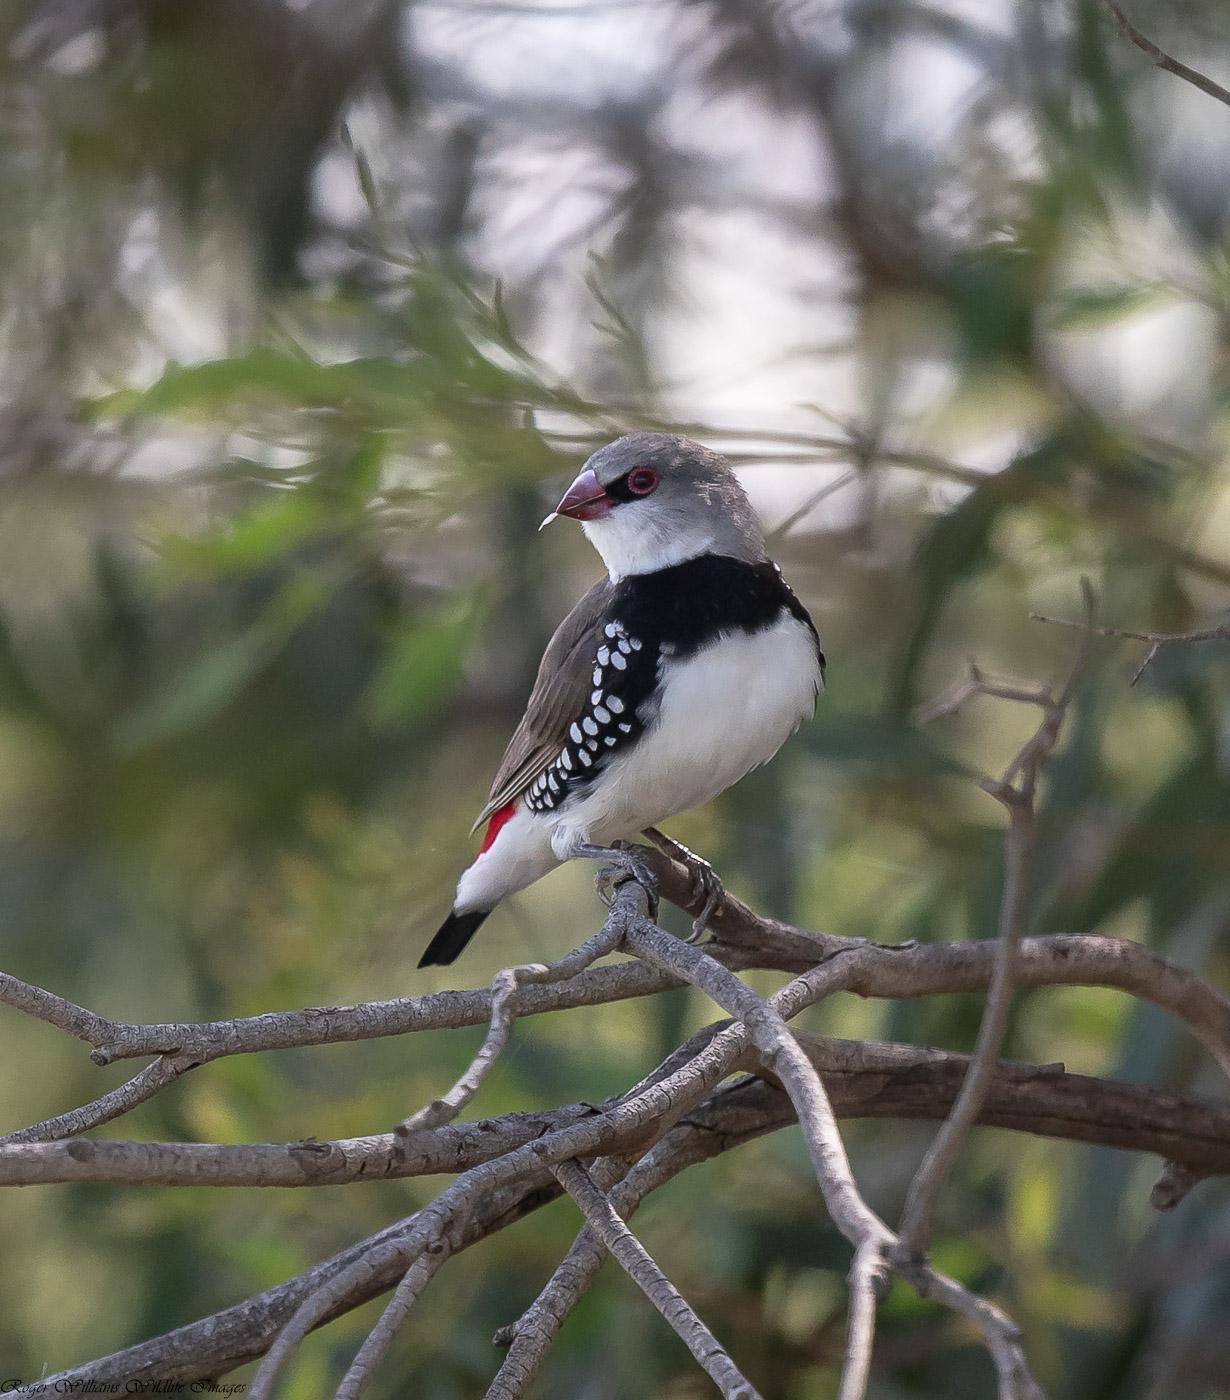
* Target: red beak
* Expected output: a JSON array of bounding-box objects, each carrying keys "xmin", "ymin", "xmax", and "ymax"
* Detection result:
[{"xmin": 554, "ymin": 466, "xmax": 612, "ymax": 521}]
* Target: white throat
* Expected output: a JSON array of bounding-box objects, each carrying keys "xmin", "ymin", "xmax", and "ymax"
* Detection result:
[{"xmin": 581, "ymin": 510, "xmax": 716, "ymax": 581}]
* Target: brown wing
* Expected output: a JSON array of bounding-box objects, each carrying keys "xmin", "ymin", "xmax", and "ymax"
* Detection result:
[{"xmin": 471, "ymin": 577, "xmax": 615, "ymax": 832}]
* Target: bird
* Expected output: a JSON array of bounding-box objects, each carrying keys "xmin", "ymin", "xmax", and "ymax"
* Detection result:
[{"xmin": 419, "ymin": 431, "xmax": 825, "ymax": 968}]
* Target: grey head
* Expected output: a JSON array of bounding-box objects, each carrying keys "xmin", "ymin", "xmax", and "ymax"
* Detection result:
[{"xmin": 551, "ymin": 431, "xmax": 766, "ymax": 580}]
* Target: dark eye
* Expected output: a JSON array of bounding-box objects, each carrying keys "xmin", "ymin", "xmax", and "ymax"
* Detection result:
[{"xmin": 626, "ymin": 467, "xmax": 659, "ymax": 496}]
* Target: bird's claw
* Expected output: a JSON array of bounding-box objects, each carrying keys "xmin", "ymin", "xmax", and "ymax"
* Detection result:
[
  {"xmin": 595, "ymin": 843, "xmax": 659, "ymax": 920},
  {"xmin": 644, "ymin": 829, "xmax": 723, "ymax": 941},
  {"xmin": 686, "ymin": 863, "xmax": 724, "ymax": 942}
]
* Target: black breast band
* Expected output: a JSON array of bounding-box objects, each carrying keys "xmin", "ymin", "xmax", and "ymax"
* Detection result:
[{"xmin": 524, "ymin": 554, "xmax": 821, "ymax": 816}]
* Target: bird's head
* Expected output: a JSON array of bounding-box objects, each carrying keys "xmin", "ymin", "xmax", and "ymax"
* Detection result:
[{"xmin": 544, "ymin": 432, "xmax": 765, "ymax": 580}]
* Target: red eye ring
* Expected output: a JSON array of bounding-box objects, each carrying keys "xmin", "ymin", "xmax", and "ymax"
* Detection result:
[{"xmin": 626, "ymin": 466, "xmax": 659, "ymax": 496}]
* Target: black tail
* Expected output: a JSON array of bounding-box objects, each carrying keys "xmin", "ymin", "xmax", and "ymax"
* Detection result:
[{"xmin": 418, "ymin": 908, "xmax": 491, "ymax": 968}]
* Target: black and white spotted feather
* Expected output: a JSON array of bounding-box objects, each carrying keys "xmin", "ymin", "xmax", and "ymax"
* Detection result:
[{"xmin": 525, "ymin": 618, "xmax": 645, "ymax": 812}]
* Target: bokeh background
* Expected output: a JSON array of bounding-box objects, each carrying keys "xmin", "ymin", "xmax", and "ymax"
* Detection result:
[{"xmin": 2, "ymin": 0, "xmax": 1230, "ymax": 1395}]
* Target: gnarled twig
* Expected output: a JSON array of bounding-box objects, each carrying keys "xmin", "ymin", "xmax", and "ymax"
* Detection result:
[
  {"xmin": 1098, "ymin": 0, "xmax": 1230, "ymax": 109},
  {"xmin": 900, "ymin": 580, "xmax": 1096, "ymax": 1257}
]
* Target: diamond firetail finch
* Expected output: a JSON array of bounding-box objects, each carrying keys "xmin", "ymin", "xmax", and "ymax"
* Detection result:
[{"xmin": 421, "ymin": 432, "xmax": 824, "ymax": 968}]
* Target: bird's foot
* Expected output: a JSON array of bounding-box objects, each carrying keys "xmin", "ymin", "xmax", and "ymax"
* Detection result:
[
  {"xmin": 643, "ymin": 828, "xmax": 725, "ymax": 941},
  {"xmin": 572, "ymin": 841, "xmax": 659, "ymax": 921}
]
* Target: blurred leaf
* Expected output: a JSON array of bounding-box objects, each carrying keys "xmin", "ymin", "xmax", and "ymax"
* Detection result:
[
  {"xmin": 1049, "ymin": 284, "xmax": 1167, "ymax": 330},
  {"xmin": 112, "ymin": 579, "xmax": 322, "ymax": 753},
  {"xmin": 86, "ymin": 350, "xmax": 422, "ymax": 424},
  {"xmin": 367, "ymin": 604, "xmax": 477, "ymax": 729},
  {"xmin": 111, "ymin": 623, "xmax": 281, "ymax": 753},
  {"xmin": 162, "ymin": 491, "xmax": 330, "ymax": 575}
]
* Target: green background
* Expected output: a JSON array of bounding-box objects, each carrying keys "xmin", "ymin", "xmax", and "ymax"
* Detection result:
[{"xmin": 1, "ymin": 1, "xmax": 1229, "ymax": 1395}]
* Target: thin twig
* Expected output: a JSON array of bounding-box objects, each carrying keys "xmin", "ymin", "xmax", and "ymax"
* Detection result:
[
  {"xmin": 766, "ymin": 468, "xmax": 858, "ymax": 542},
  {"xmin": 397, "ymin": 922, "xmax": 627, "ymax": 1133},
  {"xmin": 899, "ymin": 583, "xmax": 1097, "ymax": 1258},
  {"xmin": 552, "ymin": 1159, "xmax": 763, "ymax": 1400},
  {"xmin": 1098, "ymin": 0, "xmax": 1230, "ymax": 108},
  {"xmin": 1032, "ymin": 609, "xmax": 1230, "ymax": 685},
  {"xmin": 897, "ymin": 782, "xmax": 1033, "ymax": 1257},
  {"xmin": 839, "ymin": 1242, "xmax": 883, "ymax": 1400},
  {"xmin": 912, "ymin": 667, "xmax": 1052, "ymax": 727},
  {"xmin": 902, "ymin": 1264, "xmax": 1044, "ymax": 1400},
  {"xmin": 334, "ymin": 1244, "xmax": 453, "ymax": 1400},
  {"xmin": 0, "ymin": 1057, "xmax": 191, "ymax": 1144}
]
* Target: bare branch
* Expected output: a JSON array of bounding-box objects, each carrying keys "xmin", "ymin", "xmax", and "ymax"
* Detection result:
[
  {"xmin": 707, "ymin": 926, "xmax": 1230, "ymax": 1083},
  {"xmin": 552, "ymin": 1158, "xmax": 762, "ymax": 1400},
  {"xmin": 8, "ymin": 786, "xmax": 1227, "ymax": 1159},
  {"xmin": 0, "ymin": 844, "xmax": 840, "ymax": 1115},
  {"xmin": 0, "ymin": 1106, "xmax": 596, "ymax": 1188},
  {"xmin": 633, "ymin": 923, "xmax": 1053, "ymax": 1398},
  {"xmin": 15, "ymin": 871, "xmax": 917, "ymax": 1386},
  {"xmin": 490, "ymin": 1100, "xmax": 760, "ymax": 1398},
  {"xmin": 83, "ymin": 960, "xmax": 678, "ymax": 1067},
  {"xmin": 6, "ymin": 909, "xmax": 1229, "ymax": 1146},
  {"xmin": 249, "ymin": 1195, "xmax": 452, "ymax": 1400},
  {"xmin": 37, "ymin": 1042, "xmax": 1230, "ymax": 1386},
  {"xmin": 489, "ymin": 1158, "xmax": 648, "ymax": 1396},
  {"xmin": 3, "ymin": 1036, "xmax": 1230, "ymax": 1190},
  {"xmin": 1098, "ymin": 0, "xmax": 1230, "ymax": 109},
  {"xmin": 248, "ymin": 883, "xmax": 747, "ymax": 1396},
  {"xmin": 8, "ymin": 773, "xmax": 1230, "ymax": 1394},
  {"xmin": 626, "ymin": 921, "xmax": 890, "ymax": 1256},
  {"xmin": 0, "ymin": 971, "xmax": 121, "ymax": 1047}
]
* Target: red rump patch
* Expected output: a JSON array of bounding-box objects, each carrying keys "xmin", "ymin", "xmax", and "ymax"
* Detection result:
[{"xmin": 480, "ymin": 801, "xmax": 518, "ymax": 854}]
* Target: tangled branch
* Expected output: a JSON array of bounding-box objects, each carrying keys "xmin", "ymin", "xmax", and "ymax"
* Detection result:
[
  {"xmin": 3, "ymin": 594, "xmax": 1229, "ymax": 1397},
  {"xmin": 6, "ymin": 892, "xmax": 1230, "ymax": 1392}
]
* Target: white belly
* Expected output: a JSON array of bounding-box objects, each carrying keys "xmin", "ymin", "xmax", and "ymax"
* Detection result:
[{"xmin": 553, "ymin": 614, "xmax": 821, "ymax": 847}]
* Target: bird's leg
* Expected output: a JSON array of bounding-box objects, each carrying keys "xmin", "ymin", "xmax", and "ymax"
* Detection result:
[
  {"xmin": 642, "ymin": 827, "xmax": 725, "ymax": 942},
  {"xmin": 568, "ymin": 840, "xmax": 659, "ymax": 922}
]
